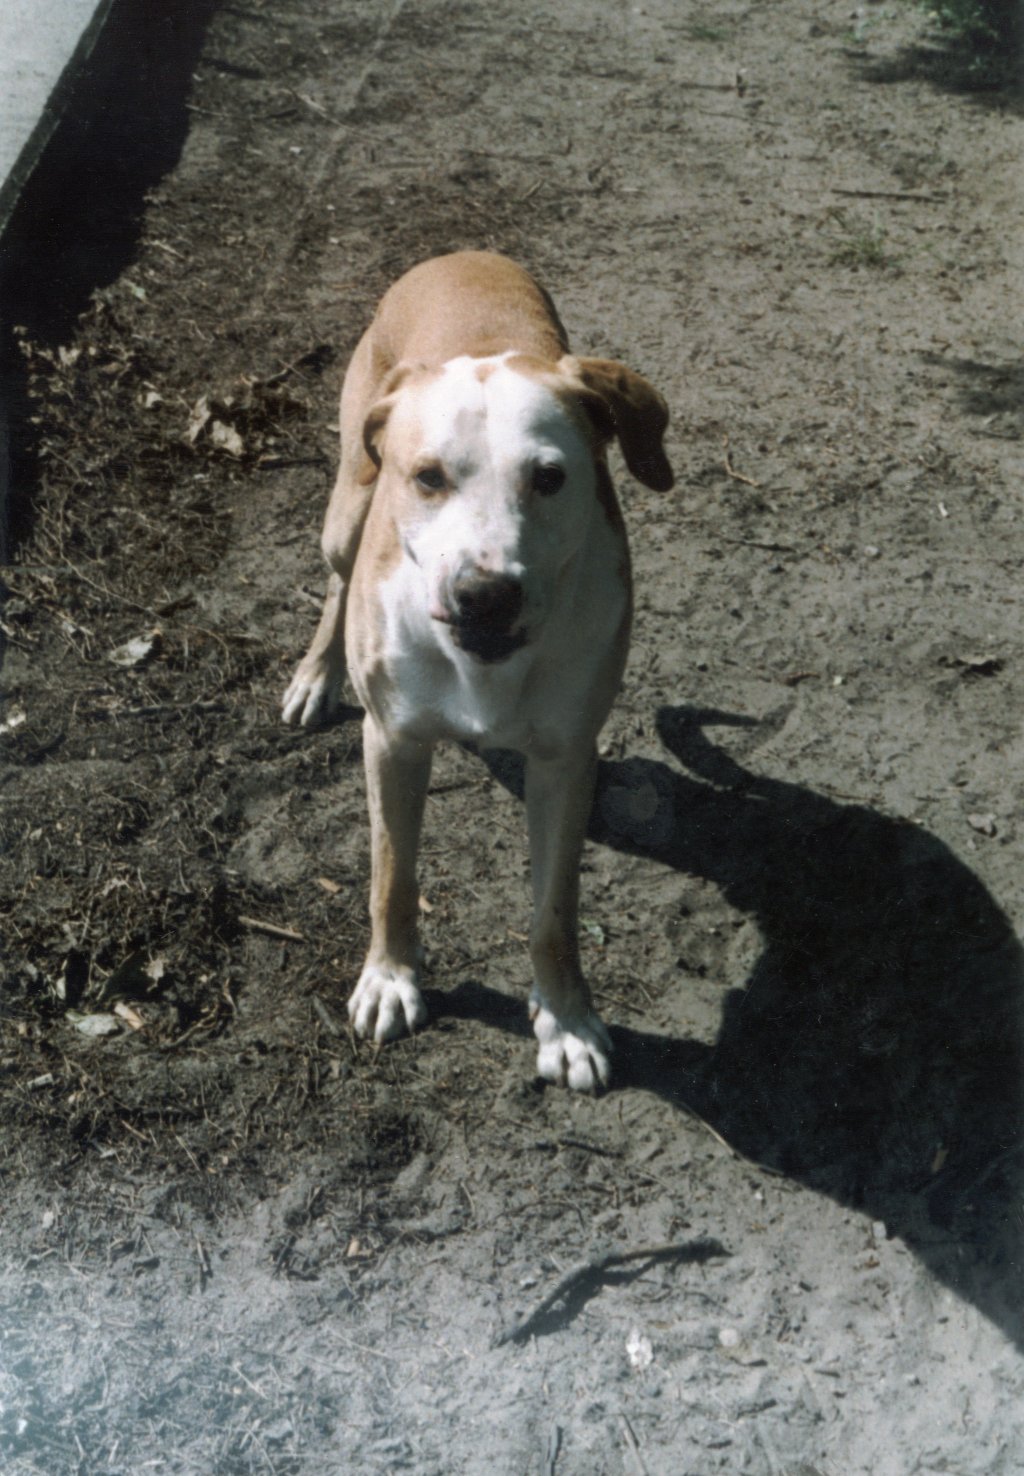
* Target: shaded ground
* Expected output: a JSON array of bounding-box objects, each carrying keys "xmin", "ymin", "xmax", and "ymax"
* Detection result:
[{"xmin": 2, "ymin": 1, "xmax": 1024, "ymax": 1472}]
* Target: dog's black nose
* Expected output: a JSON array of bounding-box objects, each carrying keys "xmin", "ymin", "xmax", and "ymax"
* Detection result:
[{"xmin": 452, "ymin": 570, "xmax": 523, "ymax": 632}]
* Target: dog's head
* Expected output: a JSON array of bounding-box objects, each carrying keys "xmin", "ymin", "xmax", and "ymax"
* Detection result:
[{"xmin": 360, "ymin": 352, "xmax": 673, "ymax": 663}]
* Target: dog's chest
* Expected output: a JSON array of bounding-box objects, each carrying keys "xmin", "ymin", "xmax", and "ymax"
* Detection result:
[
  {"xmin": 385, "ymin": 635, "xmax": 559, "ymax": 753},
  {"xmin": 355, "ymin": 491, "xmax": 630, "ymax": 755},
  {"xmin": 369, "ymin": 580, "xmax": 619, "ymax": 758}
]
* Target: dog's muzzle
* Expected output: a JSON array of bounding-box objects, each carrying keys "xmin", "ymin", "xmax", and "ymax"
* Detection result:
[{"xmin": 438, "ymin": 568, "xmax": 527, "ymax": 663}]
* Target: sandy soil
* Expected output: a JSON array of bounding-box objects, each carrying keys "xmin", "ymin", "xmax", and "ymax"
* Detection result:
[{"xmin": 2, "ymin": 1, "xmax": 1024, "ymax": 1472}]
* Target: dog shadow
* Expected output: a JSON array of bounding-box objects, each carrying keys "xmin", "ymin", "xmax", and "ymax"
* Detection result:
[{"xmin": 467, "ymin": 705, "xmax": 1024, "ymax": 1351}]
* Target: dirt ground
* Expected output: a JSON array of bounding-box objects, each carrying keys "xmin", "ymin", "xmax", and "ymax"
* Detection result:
[{"xmin": 2, "ymin": 0, "xmax": 1024, "ymax": 1471}]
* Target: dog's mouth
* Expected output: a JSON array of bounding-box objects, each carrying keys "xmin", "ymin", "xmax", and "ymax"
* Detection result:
[{"xmin": 443, "ymin": 618, "xmax": 528, "ymax": 664}]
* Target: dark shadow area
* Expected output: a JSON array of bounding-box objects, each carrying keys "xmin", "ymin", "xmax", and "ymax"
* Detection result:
[
  {"xmin": 426, "ymin": 978, "xmax": 534, "ymax": 1039},
  {"xmin": 0, "ymin": 0, "xmax": 218, "ymax": 550},
  {"xmin": 852, "ymin": 3, "xmax": 1023, "ymax": 108},
  {"xmin": 921, "ymin": 351, "xmax": 1024, "ymax": 436},
  {"xmin": 477, "ymin": 707, "xmax": 1024, "ymax": 1351}
]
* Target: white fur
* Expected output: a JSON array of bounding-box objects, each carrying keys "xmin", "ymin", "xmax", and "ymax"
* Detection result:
[
  {"xmin": 348, "ymin": 963, "xmax": 427, "ymax": 1042},
  {"xmin": 350, "ymin": 356, "xmax": 626, "ymax": 758},
  {"xmin": 284, "ymin": 306, "xmax": 664, "ymax": 1094},
  {"xmin": 281, "ymin": 654, "xmax": 343, "ymax": 726},
  {"xmin": 531, "ymin": 992, "xmax": 612, "ymax": 1091}
]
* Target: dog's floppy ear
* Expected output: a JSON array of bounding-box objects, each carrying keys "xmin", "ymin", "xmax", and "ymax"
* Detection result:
[
  {"xmin": 560, "ymin": 355, "xmax": 674, "ymax": 492},
  {"xmin": 358, "ymin": 397, "xmax": 395, "ymax": 485},
  {"xmin": 356, "ymin": 362, "xmax": 423, "ymax": 486}
]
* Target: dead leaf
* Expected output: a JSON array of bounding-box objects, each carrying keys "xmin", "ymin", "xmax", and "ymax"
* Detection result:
[
  {"xmin": 625, "ymin": 1327, "xmax": 654, "ymax": 1370},
  {"xmin": 209, "ymin": 418, "xmax": 245, "ymax": 458},
  {"xmin": 967, "ymin": 813, "xmax": 997, "ymax": 837},
  {"xmin": 114, "ymin": 1002, "xmax": 146, "ymax": 1031},
  {"xmin": 185, "ymin": 393, "xmax": 249, "ymax": 453},
  {"xmin": 108, "ymin": 629, "xmax": 162, "ymax": 669},
  {"xmin": 186, "ymin": 394, "xmax": 214, "ymax": 444},
  {"xmin": 0, "ymin": 708, "xmax": 27, "ymax": 737},
  {"xmin": 145, "ymin": 955, "xmax": 168, "ymax": 988},
  {"xmin": 68, "ymin": 1011, "xmax": 121, "ymax": 1037},
  {"xmin": 316, "ymin": 876, "xmax": 341, "ymax": 895}
]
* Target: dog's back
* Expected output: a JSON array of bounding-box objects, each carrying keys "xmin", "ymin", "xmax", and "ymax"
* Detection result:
[{"xmin": 365, "ymin": 251, "xmax": 569, "ymax": 375}]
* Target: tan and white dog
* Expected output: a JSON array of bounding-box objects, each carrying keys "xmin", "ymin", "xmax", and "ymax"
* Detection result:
[{"xmin": 283, "ymin": 251, "xmax": 673, "ymax": 1090}]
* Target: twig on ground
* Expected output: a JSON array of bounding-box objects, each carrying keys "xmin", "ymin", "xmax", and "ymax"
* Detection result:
[
  {"xmin": 195, "ymin": 1235, "xmax": 212, "ymax": 1288},
  {"xmin": 718, "ymin": 536, "xmax": 797, "ymax": 553},
  {"xmin": 831, "ymin": 186, "xmax": 947, "ymax": 203},
  {"xmin": 558, "ymin": 1135, "xmax": 620, "ymax": 1158},
  {"xmin": 124, "ymin": 700, "xmax": 226, "ymax": 717},
  {"xmin": 261, "ymin": 344, "xmax": 333, "ymax": 387},
  {"xmin": 289, "ymin": 88, "xmax": 332, "ymax": 119},
  {"xmin": 174, "ymin": 1133, "xmax": 204, "ymax": 1176},
  {"xmin": 312, "ymin": 995, "xmax": 344, "ymax": 1035},
  {"xmin": 238, "ymin": 915, "xmax": 305, "ymax": 943},
  {"xmin": 491, "ymin": 1237, "xmax": 727, "ymax": 1348},
  {"xmin": 61, "ymin": 558, "xmax": 159, "ymax": 615},
  {"xmin": 593, "ymin": 987, "xmax": 649, "ymax": 1016},
  {"xmin": 545, "ymin": 1425, "xmax": 562, "ymax": 1476},
  {"xmin": 721, "ymin": 436, "xmax": 761, "ymax": 488},
  {"xmin": 619, "ymin": 1413, "xmax": 651, "ymax": 1476},
  {"xmin": 160, "ymin": 1009, "xmax": 222, "ymax": 1051}
]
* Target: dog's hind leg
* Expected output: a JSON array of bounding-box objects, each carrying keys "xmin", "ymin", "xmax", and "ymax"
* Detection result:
[
  {"xmin": 347, "ymin": 714, "xmax": 432, "ymax": 1042},
  {"xmin": 526, "ymin": 744, "xmax": 612, "ymax": 1091}
]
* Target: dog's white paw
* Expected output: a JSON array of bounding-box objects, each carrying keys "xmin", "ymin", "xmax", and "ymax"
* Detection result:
[
  {"xmin": 530, "ymin": 994, "xmax": 612, "ymax": 1092},
  {"xmin": 281, "ymin": 657, "xmax": 345, "ymax": 727},
  {"xmin": 348, "ymin": 964, "xmax": 427, "ymax": 1043}
]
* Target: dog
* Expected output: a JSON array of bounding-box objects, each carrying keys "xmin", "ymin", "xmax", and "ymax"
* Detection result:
[{"xmin": 282, "ymin": 251, "xmax": 673, "ymax": 1090}]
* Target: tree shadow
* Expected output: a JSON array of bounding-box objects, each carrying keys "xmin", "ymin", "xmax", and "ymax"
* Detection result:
[
  {"xmin": 850, "ymin": 6, "xmax": 1023, "ymax": 109},
  {"xmin": 1, "ymin": 0, "xmax": 218, "ymax": 551},
  {"xmin": 478, "ymin": 706, "xmax": 1024, "ymax": 1352},
  {"xmin": 920, "ymin": 351, "xmax": 1024, "ymax": 437},
  {"xmin": 856, "ymin": 44, "xmax": 1023, "ymax": 105}
]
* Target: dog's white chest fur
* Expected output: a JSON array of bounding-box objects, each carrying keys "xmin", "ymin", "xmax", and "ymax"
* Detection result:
[{"xmin": 374, "ymin": 525, "xmax": 626, "ymax": 757}]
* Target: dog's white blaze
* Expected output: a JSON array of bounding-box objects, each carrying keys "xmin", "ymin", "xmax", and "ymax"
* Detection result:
[
  {"xmin": 375, "ymin": 357, "xmax": 625, "ymax": 755},
  {"xmin": 395, "ymin": 356, "xmax": 596, "ymax": 625}
]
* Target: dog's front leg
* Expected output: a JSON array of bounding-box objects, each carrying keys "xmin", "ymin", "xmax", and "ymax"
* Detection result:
[
  {"xmin": 526, "ymin": 744, "xmax": 612, "ymax": 1091},
  {"xmin": 348, "ymin": 715, "xmax": 431, "ymax": 1042}
]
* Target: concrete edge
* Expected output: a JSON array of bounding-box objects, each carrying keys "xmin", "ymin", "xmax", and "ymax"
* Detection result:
[{"xmin": 0, "ymin": 1, "xmax": 117, "ymax": 241}]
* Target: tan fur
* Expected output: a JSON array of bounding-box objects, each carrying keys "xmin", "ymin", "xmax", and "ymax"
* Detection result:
[{"xmin": 282, "ymin": 251, "xmax": 673, "ymax": 1090}]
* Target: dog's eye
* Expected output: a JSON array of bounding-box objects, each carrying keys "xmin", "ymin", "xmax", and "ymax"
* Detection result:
[
  {"xmin": 414, "ymin": 465, "xmax": 446, "ymax": 494},
  {"xmin": 533, "ymin": 464, "xmax": 566, "ymax": 496}
]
